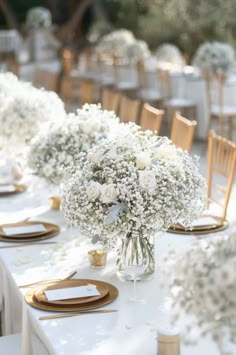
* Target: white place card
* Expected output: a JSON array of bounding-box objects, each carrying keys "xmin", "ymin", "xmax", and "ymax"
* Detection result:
[
  {"xmin": 2, "ymin": 224, "xmax": 47, "ymax": 236},
  {"xmin": 0, "ymin": 185, "xmax": 15, "ymax": 193},
  {"xmin": 191, "ymin": 217, "xmax": 218, "ymax": 227},
  {"xmin": 45, "ymin": 285, "xmax": 100, "ymax": 301}
]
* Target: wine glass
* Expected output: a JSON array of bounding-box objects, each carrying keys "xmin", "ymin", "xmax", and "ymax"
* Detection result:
[{"xmin": 123, "ymin": 264, "xmax": 147, "ymax": 303}]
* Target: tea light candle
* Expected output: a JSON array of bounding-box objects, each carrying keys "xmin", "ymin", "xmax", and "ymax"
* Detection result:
[
  {"xmin": 49, "ymin": 196, "xmax": 61, "ymax": 210},
  {"xmin": 157, "ymin": 328, "xmax": 180, "ymax": 355},
  {"xmin": 88, "ymin": 250, "xmax": 107, "ymax": 269}
]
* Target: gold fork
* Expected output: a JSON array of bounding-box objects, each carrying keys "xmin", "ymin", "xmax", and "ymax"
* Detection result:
[
  {"xmin": 18, "ymin": 270, "xmax": 77, "ymax": 288},
  {"xmin": 39, "ymin": 309, "xmax": 118, "ymax": 320}
]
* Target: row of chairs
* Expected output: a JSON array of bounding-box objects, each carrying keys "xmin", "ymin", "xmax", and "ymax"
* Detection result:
[{"xmin": 101, "ymin": 88, "xmax": 197, "ymax": 152}]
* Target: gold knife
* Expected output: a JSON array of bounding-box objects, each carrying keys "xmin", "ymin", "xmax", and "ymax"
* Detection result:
[{"xmin": 39, "ymin": 309, "xmax": 118, "ymax": 320}]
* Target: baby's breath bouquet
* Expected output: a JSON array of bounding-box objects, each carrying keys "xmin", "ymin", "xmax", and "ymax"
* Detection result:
[
  {"xmin": 0, "ymin": 73, "xmax": 66, "ymax": 148},
  {"xmin": 192, "ymin": 41, "xmax": 235, "ymax": 73},
  {"xmin": 28, "ymin": 104, "xmax": 119, "ymax": 185},
  {"xmin": 63, "ymin": 123, "xmax": 206, "ymax": 280},
  {"xmin": 166, "ymin": 234, "xmax": 236, "ymax": 355}
]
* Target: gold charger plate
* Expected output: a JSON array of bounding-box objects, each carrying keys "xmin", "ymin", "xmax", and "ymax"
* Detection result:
[
  {"xmin": 34, "ymin": 279, "xmax": 109, "ymax": 306},
  {"xmin": 0, "ymin": 221, "xmax": 60, "ymax": 243},
  {"xmin": 168, "ymin": 219, "xmax": 229, "ymax": 235},
  {"xmin": 0, "ymin": 184, "xmax": 26, "ymax": 196},
  {"xmin": 25, "ymin": 279, "xmax": 119, "ymax": 312}
]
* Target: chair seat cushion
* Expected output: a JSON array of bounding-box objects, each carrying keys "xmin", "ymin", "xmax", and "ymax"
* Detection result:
[
  {"xmin": 211, "ymin": 104, "xmax": 236, "ymax": 116},
  {"xmin": 139, "ymin": 89, "xmax": 163, "ymax": 101},
  {"xmin": 165, "ymin": 98, "xmax": 195, "ymax": 107}
]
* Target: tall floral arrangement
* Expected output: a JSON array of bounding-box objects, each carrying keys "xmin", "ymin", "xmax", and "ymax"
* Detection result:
[
  {"xmin": 125, "ymin": 40, "xmax": 151, "ymax": 62},
  {"xmin": 28, "ymin": 104, "xmax": 119, "ymax": 185},
  {"xmin": 0, "ymin": 73, "xmax": 66, "ymax": 147},
  {"xmin": 26, "ymin": 7, "xmax": 52, "ymax": 30},
  {"xmin": 95, "ymin": 29, "xmax": 136, "ymax": 56},
  {"xmin": 192, "ymin": 41, "xmax": 235, "ymax": 73},
  {"xmin": 63, "ymin": 123, "xmax": 206, "ymax": 247},
  {"xmin": 166, "ymin": 234, "xmax": 236, "ymax": 355},
  {"xmin": 155, "ymin": 43, "xmax": 185, "ymax": 66}
]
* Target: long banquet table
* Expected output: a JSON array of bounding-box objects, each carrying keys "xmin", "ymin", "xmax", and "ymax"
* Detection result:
[{"xmin": 0, "ymin": 183, "xmax": 234, "ymax": 355}]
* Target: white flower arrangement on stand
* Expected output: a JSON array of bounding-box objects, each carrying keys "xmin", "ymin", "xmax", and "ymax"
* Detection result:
[
  {"xmin": 0, "ymin": 73, "xmax": 66, "ymax": 148},
  {"xmin": 63, "ymin": 123, "xmax": 206, "ymax": 280},
  {"xmin": 28, "ymin": 104, "xmax": 120, "ymax": 185},
  {"xmin": 125, "ymin": 40, "xmax": 151, "ymax": 62},
  {"xmin": 155, "ymin": 43, "xmax": 185, "ymax": 66},
  {"xmin": 166, "ymin": 234, "xmax": 236, "ymax": 355},
  {"xmin": 95, "ymin": 29, "xmax": 136, "ymax": 56},
  {"xmin": 192, "ymin": 41, "xmax": 235, "ymax": 73}
]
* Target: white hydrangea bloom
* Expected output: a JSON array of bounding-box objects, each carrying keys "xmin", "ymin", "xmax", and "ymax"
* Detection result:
[
  {"xmin": 192, "ymin": 41, "xmax": 235, "ymax": 73},
  {"xmin": 63, "ymin": 122, "xmax": 206, "ymax": 248},
  {"xmin": 155, "ymin": 43, "xmax": 185, "ymax": 66},
  {"xmin": 28, "ymin": 104, "xmax": 119, "ymax": 184}
]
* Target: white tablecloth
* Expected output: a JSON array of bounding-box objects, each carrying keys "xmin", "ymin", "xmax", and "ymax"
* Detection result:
[{"xmin": 0, "ymin": 184, "xmax": 235, "ymax": 355}]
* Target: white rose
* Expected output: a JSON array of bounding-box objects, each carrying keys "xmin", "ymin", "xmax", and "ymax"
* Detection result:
[
  {"xmin": 154, "ymin": 146, "xmax": 177, "ymax": 160},
  {"xmin": 86, "ymin": 181, "xmax": 101, "ymax": 201},
  {"xmin": 139, "ymin": 170, "xmax": 157, "ymax": 192},
  {"xmin": 100, "ymin": 184, "xmax": 117, "ymax": 203},
  {"xmin": 88, "ymin": 151, "xmax": 103, "ymax": 164},
  {"xmin": 136, "ymin": 152, "xmax": 152, "ymax": 170}
]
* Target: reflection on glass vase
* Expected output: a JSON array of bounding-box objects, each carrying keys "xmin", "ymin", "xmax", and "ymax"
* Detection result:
[{"xmin": 116, "ymin": 231, "xmax": 155, "ymax": 281}]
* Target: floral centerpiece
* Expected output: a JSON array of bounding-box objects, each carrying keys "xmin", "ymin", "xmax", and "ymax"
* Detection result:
[
  {"xmin": 26, "ymin": 7, "xmax": 52, "ymax": 30},
  {"xmin": 125, "ymin": 40, "xmax": 151, "ymax": 62},
  {"xmin": 95, "ymin": 29, "xmax": 136, "ymax": 57},
  {"xmin": 155, "ymin": 43, "xmax": 185, "ymax": 66},
  {"xmin": 192, "ymin": 41, "xmax": 235, "ymax": 73},
  {"xmin": 0, "ymin": 73, "xmax": 65, "ymax": 149},
  {"xmin": 166, "ymin": 234, "xmax": 236, "ymax": 355},
  {"xmin": 28, "ymin": 104, "xmax": 119, "ymax": 185},
  {"xmin": 63, "ymin": 123, "xmax": 206, "ymax": 280}
]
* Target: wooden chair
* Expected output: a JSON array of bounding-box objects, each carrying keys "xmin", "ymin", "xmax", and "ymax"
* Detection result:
[
  {"xmin": 119, "ymin": 95, "xmax": 141, "ymax": 123},
  {"xmin": 101, "ymin": 88, "xmax": 120, "ymax": 113},
  {"xmin": 140, "ymin": 103, "xmax": 164, "ymax": 133},
  {"xmin": 61, "ymin": 48, "xmax": 74, "ymax": 75},
  {"xmin": 33, "ymin": 69, "xmax": 59, "ymax": 92},
  {"xmin": 171, "ymin": 112, "xmax": 197, "ymax": 152},
  {"xmin": 79, "ymin": 79, "xmax": 95, "ymax": 106},
  {"xmin": 161, "ymin": 68, "xmax": 197, "ymax": 125},
  {"xmin": 207, "ymin": 130, "xmax": 236, "ymax": 222},
  {"xmin": 204, "ymin": 71, "xmax": 236, "ymax": 139}
]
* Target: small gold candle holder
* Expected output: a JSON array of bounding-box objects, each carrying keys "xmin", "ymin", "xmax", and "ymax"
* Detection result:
[
  {"xmin": 49, "ymin": 196, "xmax": 61, "ymax": 210},
  {"xmin": 157, "ymin": 334, "xmax": 180, "ymax": 355},
  {"xmin": 88, "ymin": 250, "xmax": 107, "ymax": 269}
]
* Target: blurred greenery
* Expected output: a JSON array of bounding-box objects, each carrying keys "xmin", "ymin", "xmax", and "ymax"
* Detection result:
[{"xmin": 1, "ymin": 0, "xmax": 236, "ymax": 57}]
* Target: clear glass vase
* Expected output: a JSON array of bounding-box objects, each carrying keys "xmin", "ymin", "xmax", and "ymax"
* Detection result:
[{"xmin": 116, "ymin": 232, "xmax": 155, "ymax": 281}]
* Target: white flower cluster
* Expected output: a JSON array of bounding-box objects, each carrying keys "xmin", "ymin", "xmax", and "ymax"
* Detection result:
[
  {"xmin": 155, "ymin": 43, "xmax": 185, "ymax": 66},
  {"xmin": 63, "ymin": 123, "xmax": 206, "ymax": 248},
  {"xmin": 96, "ymin": 29, "xmax": 150, "ymax": 62},
  {"xmin": 0, "ymin": 73, "xmax": 66, "ymax": 146},
  {"xmin": 166, "ymin": 234, "xmax": 236, "ymax": 355},
  {"xmin": 192, "ymin": 41, "xmax": 235, "ymax": 73},
  {"xmin": 28, "ymin": 104, "xmax": 119, "ymax": 184},
  {"xmin": 26, "ymin": 7, "xmax": 52, "ymax": 30}
]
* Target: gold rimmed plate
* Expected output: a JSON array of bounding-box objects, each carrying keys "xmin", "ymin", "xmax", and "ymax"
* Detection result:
[
  {"xmin": 0, "ymin": 184, "xmax": 26, "ymax": 196},
  {"xmin": 0, "ymin": 221, "xmax": 60, "ymax": 243},
  {"xmin": 25, "ymin": 279, "xmax": 119, "ymax": 312},
  {"xmin": 34, "ymin": 279, "xmax": 109, "ymax": 306},
  {"xmin": 168, "ymin": 218, "xmax": 229, "ymax": 235}
]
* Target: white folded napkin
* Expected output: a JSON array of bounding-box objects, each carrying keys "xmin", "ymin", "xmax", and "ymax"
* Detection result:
[
  {"xmin": 2, "ymin": 224, "xmax": 46, "ymax": 236},
  {"xmin": 45, "ymin": 285, "xmax": 100, "ymax": 301}
]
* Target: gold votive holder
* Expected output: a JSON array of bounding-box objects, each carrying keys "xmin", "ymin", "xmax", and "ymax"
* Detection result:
[
  {"xmin": 49, "ymin": 196, "xmax": 61, "ymax": 210},
  {"xmin": 88, "ymin": 250, "xmax": 107, "ymax": 269},
  {"xmin": 157, "ymin": 334, "xmax": 180, "ymax": 355}
]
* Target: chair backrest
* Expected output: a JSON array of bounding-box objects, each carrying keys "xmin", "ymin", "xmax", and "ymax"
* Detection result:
[
  {"xmin": 119, "ymin": 95, "xmax": 141, "ymax": 123},
  {"xmin": 136, "ymin": 60, "xmax": 147, "ymax": 89},
  {"xmin": 79, "ymin": 79, "xmax": 95, "ymax": 106},
  {"xmin": 33, "ymin": 69, "xmax": 59, "ymax": 92},
  {"xmin": 61, "ymin": 48, "xmax": 74, "ymax": 75},
  {"xmin": 140, "ymin": 103, "xmax": 164, "ymax": 133},
  {"xmin": 101, "ymin": 88, "xmax": 120, "ymax": 114},
  {"xmin": 207, "ymin": 130, "xmax": 236, "ymax": 221},
  {"xmin": 171, "ymin": 112, "xmax": 197, "ymax": 152}
]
